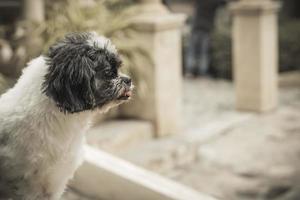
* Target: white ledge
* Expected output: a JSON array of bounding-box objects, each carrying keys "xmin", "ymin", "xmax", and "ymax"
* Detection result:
[{"xmin": 70, "ymin": 145, "xmax": 218, "ymax": 200}]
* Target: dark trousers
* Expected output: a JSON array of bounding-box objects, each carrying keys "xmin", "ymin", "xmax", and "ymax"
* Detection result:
[{"xmin": 185, "ymin": 30, "xmax": 211, "ymax": 76}]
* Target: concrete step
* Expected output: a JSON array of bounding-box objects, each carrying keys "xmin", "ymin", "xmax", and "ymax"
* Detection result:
[{"xmin": 86, "ymin": 120, "xmax": 154, "ymax": 154}]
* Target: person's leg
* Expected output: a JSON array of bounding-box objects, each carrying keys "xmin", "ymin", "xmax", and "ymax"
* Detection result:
[
  {"xmin": 195, "ymin": 31, "xmax": 210, "ymax": 75},
  {"xmin": 185, "ymin": 22, "xmax": 199, "ymax": 76},
  {"xmin": 162, "ymin": 0, "xmax": 170, "ymax": 7}
]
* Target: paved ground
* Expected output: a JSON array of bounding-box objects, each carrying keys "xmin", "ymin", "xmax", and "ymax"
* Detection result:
[
  {"xmin": 162, "ymin": 76, "xmax": 300, "ymax": 200},
  {"xmin": 169, "ymin": 103, "xmax": 300, "ymax": 200},
  {"xmin": 183, "ymin": 77, "xmax": 249, "ymax": 135}
]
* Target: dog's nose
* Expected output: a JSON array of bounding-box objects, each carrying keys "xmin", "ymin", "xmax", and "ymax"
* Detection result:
[{"xmin": 122, "ymin": 77, "xmax": 132, "ymax": 85}]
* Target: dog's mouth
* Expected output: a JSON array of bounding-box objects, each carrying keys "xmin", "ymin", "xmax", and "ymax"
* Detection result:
[{"xmin": 117, "ymin": 88, "xmax": 133, "ymax": 100}]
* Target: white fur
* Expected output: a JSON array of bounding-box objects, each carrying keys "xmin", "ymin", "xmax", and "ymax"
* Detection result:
[
  {"xmin": 87, "ymin": 32, "xmax": 117, "ymax": 54},
  {"xmin": 0, "ymin": 56, "xmax": 94, "ymax": 199}
]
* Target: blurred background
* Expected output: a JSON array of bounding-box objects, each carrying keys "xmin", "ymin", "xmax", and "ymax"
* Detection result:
[{"xmin": 0, "ymin": 0, "xmax": 300, "ymax": 200}]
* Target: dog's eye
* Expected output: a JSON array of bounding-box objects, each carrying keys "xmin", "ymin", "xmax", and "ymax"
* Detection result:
[
  {"xmin": 104, "ymin": 69, "xmax": 117, "ymax": 79},
  {"xmin": 112, "ymin": 58, "xmax": 122, "ymax": 69},
  {"xmin": 105, "ymin": 70, "xmax": 113, "ymax": 77}
]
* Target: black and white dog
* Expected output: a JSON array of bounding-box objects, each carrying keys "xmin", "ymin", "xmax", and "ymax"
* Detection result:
[{"xmin": 0, "ymin": 32, "xmax": 133, "ymax": 200}]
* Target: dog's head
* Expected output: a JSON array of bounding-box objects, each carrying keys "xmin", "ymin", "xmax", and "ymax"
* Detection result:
[{"xmin": 42, "ymin": 32, "xmax": 133, "ymax": 113}]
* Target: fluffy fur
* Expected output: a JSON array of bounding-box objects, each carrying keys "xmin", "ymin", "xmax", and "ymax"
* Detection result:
[{"xmin": 0, "ymin": 32, "xmax": 133, "ymax": 200}]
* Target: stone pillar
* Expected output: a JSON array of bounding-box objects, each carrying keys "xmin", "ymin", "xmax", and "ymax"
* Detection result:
[
  {"xmin": 230, "ymin": 0, "xmax": 280, "ymax": 112},
  {"xmin": 119, "ymin": 0, "xmax": 185, "ymax": 137},
  {"xmin": 23, "ymin": 0, "xmax": 45, "ymax": 23}
]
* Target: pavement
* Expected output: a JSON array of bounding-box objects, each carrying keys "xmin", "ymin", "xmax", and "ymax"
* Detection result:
[
  {"xmin": 168, "ymin": 100, "xmax": 300, "ymax": 200},
  {"xmin": 162, "ymin": 75, "xmax": 300, "ymax": 200}
]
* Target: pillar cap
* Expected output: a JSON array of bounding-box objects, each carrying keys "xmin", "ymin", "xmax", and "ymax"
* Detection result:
[
  {"xmin": 131, "ymin": 14, "xmax": 186, "ymax": 32},
  {"xmin": 134, "ymin": 0, "xmax": 169, "ymax": 16},
  {"xmin": 229, "ymin": 0, "xmax": 281, "ymax": 16},
  {"xmin": 130, "ymin": 0, "xmax": 186, "ymax": 32}
]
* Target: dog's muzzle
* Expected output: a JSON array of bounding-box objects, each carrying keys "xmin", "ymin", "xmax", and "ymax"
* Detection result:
[{"xmin": 118, "ymin": 76, "xmax": 133, "ymax": 100}]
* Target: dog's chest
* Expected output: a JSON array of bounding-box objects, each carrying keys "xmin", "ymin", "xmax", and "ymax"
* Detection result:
[
  {"xmin": 31, "ymin": 121, "xmax": 87, "ymax": 197},
  {"xmin": 45, "ymin": 134, "xmax": 84, "ymax": 194}
]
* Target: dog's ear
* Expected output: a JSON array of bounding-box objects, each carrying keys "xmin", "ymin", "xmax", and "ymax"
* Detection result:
[{"xmin": 43, "ymin": 35, "xmax": 97, "ymax": 113}]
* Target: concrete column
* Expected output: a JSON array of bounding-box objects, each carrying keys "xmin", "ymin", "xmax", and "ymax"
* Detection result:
[
  {"xmin": 23, "ymin": 0, "xmax": 45, "ymax": 23},
  {"xmin": 119, "ymin": 0, "xmax": 185, "ymax": 137},
  {"xmin": 230, "ymin": 0, "xmax": 280, "ymax": 112}
]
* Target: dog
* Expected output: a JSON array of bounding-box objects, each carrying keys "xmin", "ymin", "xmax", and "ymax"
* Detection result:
[{"xmin": 0, "ymin": 32, "xmax": 133, "ymax": 200}]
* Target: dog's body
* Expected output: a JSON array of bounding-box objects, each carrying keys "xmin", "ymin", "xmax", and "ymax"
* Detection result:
[{"xmin": 0, "ymin": 32, "xmax": 132, "ymax": 199}]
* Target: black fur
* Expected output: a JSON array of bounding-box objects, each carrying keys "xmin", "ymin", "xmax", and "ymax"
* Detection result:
[{"xmin": 42, "ymin": 32, "xmax": 131, "ymax": 113}]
